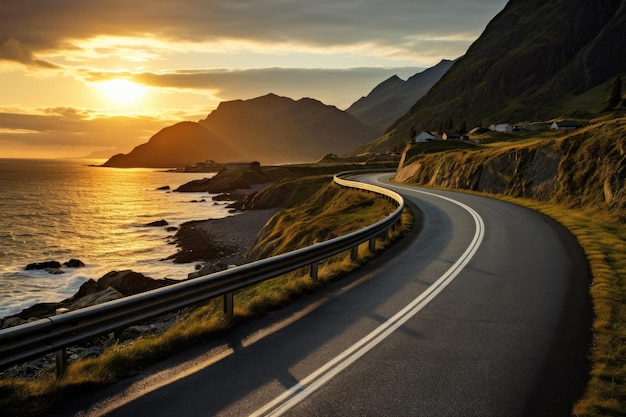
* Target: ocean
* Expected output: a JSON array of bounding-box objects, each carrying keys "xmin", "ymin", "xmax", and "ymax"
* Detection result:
[{"xmin": 0, "ymin": 158, "xmax": 232, "ymax": 318}]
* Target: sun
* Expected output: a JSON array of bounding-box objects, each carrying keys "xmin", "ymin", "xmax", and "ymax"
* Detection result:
[{"xmin": 98, "ymin": 79, "xmax": 145, "ymax": 105}]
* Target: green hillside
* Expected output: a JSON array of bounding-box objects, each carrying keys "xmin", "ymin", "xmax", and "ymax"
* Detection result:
[{"xmin": 360, "ymin": 0, "xmax": 626, "ymax": 155}]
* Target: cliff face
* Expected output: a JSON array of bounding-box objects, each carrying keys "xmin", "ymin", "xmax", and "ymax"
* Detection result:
[{"xmin": 395, "ymin": 118, "xmax": 626, "ymax": 215}]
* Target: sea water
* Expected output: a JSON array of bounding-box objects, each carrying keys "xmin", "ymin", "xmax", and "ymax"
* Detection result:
[{"xmin": 0, "ymin": 159, "xmax": 232, "ymax": 317}]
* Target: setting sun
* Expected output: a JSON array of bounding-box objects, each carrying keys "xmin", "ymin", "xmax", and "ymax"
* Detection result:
[{"xmin": 98, "ymin": 79, "xmax": 145, "ymax": 105}]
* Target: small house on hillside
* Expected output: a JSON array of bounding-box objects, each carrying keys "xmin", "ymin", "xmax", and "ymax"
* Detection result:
[
  {"xmin": 414, "ymin": 131, "xmax": 436, "ymax": 143},
  {"xmin": 551, "ymin": 120, "xmax": 581, "ymax": 130},
  {"xmin": 442, "ymin": 131, "xmax": 462, "ymax": 141},
  {"xmin": 489, "ymin": 123, "xmax": 513, "ymax": 133}
]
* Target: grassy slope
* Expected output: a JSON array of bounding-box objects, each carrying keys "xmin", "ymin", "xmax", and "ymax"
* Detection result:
[
  {"xmin": 396, "ymin": 115, "xmax": 626, "ymax": 416},
  {"xmin": 398, "ymin": 116, "xmax": 626, "ymax": 214},
  {"xmin": 246, "ymin": 180, "xmax": 398, "ymax": 260}
]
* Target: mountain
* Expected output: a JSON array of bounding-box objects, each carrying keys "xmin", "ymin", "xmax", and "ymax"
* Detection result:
[
  {"xmin": 102, "ymin": 121, "xmax": 241, "ymax": 168},
  {"xmin": 346, "ymin": 59, "xmax": 454, "ymax": 132},
  {"xmin": 361, "ymin": 0, "xmax": 626, "ymax": 154},
  {"xmin": 197, "ymin": 94, "xmax": 379, "ymax": 164},
  {"xmin": 102, "ymin": 94, "xmax": 379, "ymax": 168}
]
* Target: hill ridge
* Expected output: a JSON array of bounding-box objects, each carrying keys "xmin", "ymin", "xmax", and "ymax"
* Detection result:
[
  {"xmin": 346, "ymin": 59, "xmax": 454, "ymax": 133},
  {"xmin": 103, "ymin": 94, "xmax": 378, "ymax": 168}
]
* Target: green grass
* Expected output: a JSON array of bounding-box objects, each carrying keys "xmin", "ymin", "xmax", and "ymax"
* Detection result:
[{"xmin": 0, "ymin": 179, "xmax": 412, "ymax": 417}]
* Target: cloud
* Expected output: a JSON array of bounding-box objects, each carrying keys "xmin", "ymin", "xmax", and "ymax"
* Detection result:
[
  {"xmin": 0, "ymin": 108, "xmax": 170, "ymax": 154},
  {"xmin": 0, "ymin": 0, "xmax": 508, "ymax": 67},
  {"xmin": 83, "ymin": 66, "xmax": 427, "ymax": 108},
  {"xmin": 0, "ymin": 38, "xmax": 59, "ymax": 68}
]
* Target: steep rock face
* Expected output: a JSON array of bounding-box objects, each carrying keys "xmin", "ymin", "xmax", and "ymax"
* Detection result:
[
  {"xmin": 103, "ymin": 121, "xmax": 241, "ymax": 168},
  {"xmin": 395, "ymin": 118, "xmax": 626, "ymax": 214},
  {"xmin": 374, "ymin": 0, "xmax": 626, "ymax": 154},
  {"xmin": 346, "ymin": 60, "xmax": 454, "ymax": 133}
]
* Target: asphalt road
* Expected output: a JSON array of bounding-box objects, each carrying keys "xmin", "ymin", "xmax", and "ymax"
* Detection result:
[{"xmin": 63, "ymin": 174, "xmax": 591, "ymax": 417}]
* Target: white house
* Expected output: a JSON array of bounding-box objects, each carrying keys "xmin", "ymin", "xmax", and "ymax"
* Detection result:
[
  {"xmin": 551, "ymin": 121, "xmax": 581, "ymax": 130},
  {"xmin": 414, "ymin": 131, "xmax": 436, "ymax": 143},
  {"xmin": 490, "ymin": 123, "xmax": 513, "ymax": 133}
]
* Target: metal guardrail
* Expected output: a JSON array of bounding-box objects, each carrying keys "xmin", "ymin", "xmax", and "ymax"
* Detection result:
[{"xmin": 0, "ymin": 170, "xmax": 404, "ymax": 371}]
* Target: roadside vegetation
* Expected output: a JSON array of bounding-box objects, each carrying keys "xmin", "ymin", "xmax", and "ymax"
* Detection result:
[{"xmin": 0, "ymin": 176, "xmax": 412, "ymax": 417}]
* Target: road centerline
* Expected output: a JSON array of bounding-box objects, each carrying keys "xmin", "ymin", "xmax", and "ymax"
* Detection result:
[{"xmin": 251, "ymin": 182, "xmax": 485, "ymax": 417}]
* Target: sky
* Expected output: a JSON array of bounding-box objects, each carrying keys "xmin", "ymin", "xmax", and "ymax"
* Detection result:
[{"xmin": 0, "ymin": 0, "xmax": 509, "ymax": 159}]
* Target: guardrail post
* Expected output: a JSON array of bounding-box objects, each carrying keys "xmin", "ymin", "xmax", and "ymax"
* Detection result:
[
  {"xmin": 351, "ymin": 245, "xmax": 359, "ymax": 262},
  {"xmin": 224, "ymin": 292, "xmax": 234, "ymax": 318},
  {"xmin": 55, "ymin": 308, "xmax": 70, "ymax": 378},
  {"xmin": 310, "ymin": 262, "xmax": 318, "ymax": 282},
  {"xmin": 369, "ymin": 236, "xmax": 376, "ymax": 252}
]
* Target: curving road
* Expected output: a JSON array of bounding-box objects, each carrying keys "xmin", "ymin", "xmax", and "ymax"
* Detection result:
[{"xmin": 63, "ymin": 174, "xmax": 591, "ymax": 417}]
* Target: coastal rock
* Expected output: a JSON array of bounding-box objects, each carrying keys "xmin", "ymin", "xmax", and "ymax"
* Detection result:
[
  {"xmin": 145, "ymin": 219, "xmax": 169, "ymax": 227},
  {"xmin": 94, "ymin": 270, "xmax": 177, "ymax": 296},
  {"xmin": 64, "ymin": 259, "xmax": 85, "ymax": 268},
  {"xmin": 1, "ymin": 316, "xmax": 27, "ymax": 329},
  {"xmin": 25, "ymin": 261, "xmax": 62, "ymax": 270},
  {"xmin": 2, "ymin": 270, "xmax": 178, "ymax": 329},
  {"xmin": 9, "ymin": 302, "xmax": 62, "ymax": 322},
  {"xmin": 157, "ymin": 185, "xmax": 171, "ymax": 191},
  {"xmin": 212, "ymin": 193, "xmax": 233, "ymax": 201},
  {"xmin": 68, "ymin": 270, "xmax": 177, "ymax": 299},
  {"xmin": 25, "ymin": 259, "xmax": 85, "ymax": 273},
  {"xmin": 67, "ymin": 287, "xmax": 124, "ymax": 310}
]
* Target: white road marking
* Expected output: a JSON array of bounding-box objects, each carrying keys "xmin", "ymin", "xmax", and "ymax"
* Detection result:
[{"xmin": 251, "ymin": 180, "xmax": 485, "ymax": 416}]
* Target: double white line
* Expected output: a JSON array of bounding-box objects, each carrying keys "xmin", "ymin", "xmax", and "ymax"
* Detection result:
[{"xmin": 251, "ymin": 187, "xmax": 485, "ymax": 416}]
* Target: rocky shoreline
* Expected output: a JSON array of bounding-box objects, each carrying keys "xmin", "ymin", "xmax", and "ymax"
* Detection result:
[
  {"xmin": 0, "ymin": 201, "xmax": 278, "ymax": 378},
  {"xmin": 167, "ymin": 209, "xmax": 278, "ymax": 266}
]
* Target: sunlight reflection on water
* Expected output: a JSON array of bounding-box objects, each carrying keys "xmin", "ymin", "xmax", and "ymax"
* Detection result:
[{"xmin": 0, "ymin": 159, "xmax": 230, "ymax": 317}]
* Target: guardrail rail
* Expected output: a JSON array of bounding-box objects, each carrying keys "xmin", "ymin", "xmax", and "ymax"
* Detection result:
[{"xmin": 0, "ymin": 170, "xmax": 404, "ymax": 374}]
